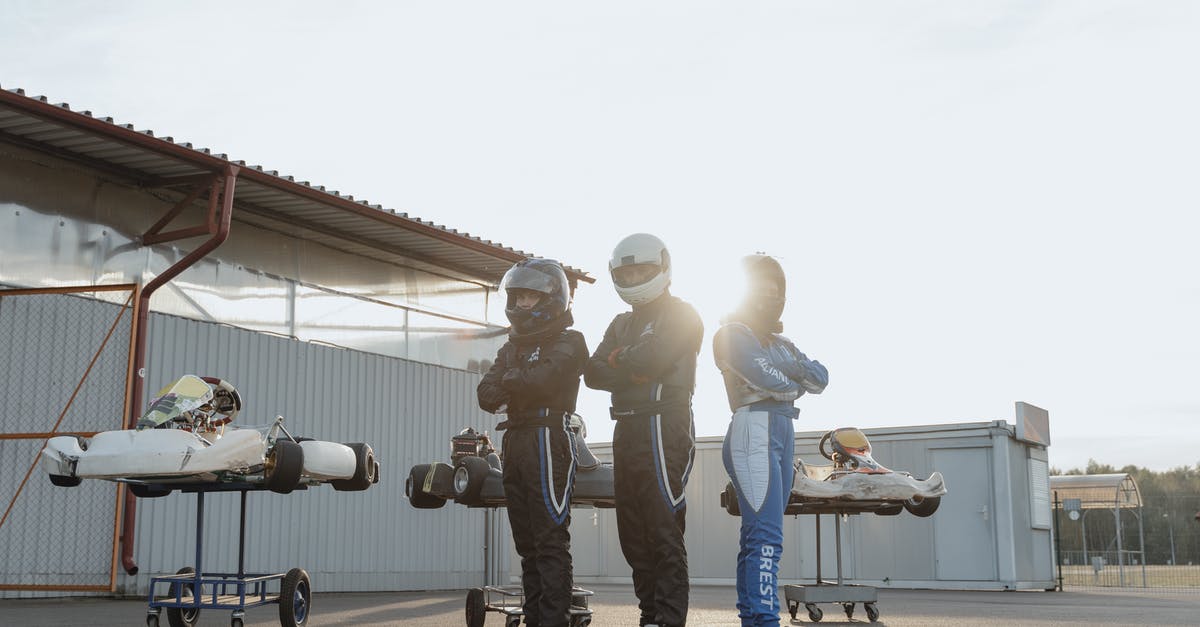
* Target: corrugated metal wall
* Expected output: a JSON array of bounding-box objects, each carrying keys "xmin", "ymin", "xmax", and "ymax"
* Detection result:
[
  {"xmin": 127, "ymin": 311, "xmax": 510, "ymax": 594},
  {"xmin": 572, "ymin": 422, "xmax": 1055, "ymax": 590}
]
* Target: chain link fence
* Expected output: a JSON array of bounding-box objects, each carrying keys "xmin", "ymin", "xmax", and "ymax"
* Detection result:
[
  {"xmin": 1056, "ymin": 493, "xmax": 1200, "ymax": 591},
  {"xmin": 0, "ymin": 287, "xmax": 135, "ymax": 595}
]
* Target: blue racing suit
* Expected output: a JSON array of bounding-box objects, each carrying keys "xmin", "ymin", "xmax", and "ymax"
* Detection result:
[{"xmin": 714, "ymin": 322, "xmax": 828, "ymax": 627}]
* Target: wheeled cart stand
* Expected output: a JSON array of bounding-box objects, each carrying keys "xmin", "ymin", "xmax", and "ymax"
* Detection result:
[
  {"xmin": 464, "ymin": 507, "xmax": 594, "ymax": 627},
  {"xmin": 144, "ymin": 484, "xmax": 312, "ymax": 627},
  {"xmin": 784, "ymin": 511, "xmax": 879, "ymax": 624}
]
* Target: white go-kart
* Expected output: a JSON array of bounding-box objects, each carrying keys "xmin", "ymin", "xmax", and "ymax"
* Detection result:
[{"xmin": 40, "ymin": 375, "xmax": 379, "ymax": 497}]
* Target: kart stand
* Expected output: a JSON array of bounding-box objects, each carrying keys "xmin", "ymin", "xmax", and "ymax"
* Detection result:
[
  {"xmin": 784, "ymin": 510, "xmax": 879, "ymax": 624},
  {"xmin": 465, "ymin": 506, "xmax": 594, "ymax": 627},
  {"xmin": 145, "ymin": 483, "xmax": 312, "ymax": 627}
]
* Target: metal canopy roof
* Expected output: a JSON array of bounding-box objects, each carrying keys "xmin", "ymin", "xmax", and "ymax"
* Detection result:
[
  {"xmin": 1050, "ymin": 473, "xmax": 1143, "ymax": 509},
  {"xmin": 0, "ymin": 87, "xmax": 593, "ymax": 287}
]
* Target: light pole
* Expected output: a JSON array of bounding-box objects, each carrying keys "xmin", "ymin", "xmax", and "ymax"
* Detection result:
[{"xmin": 1164, "ymin": 512, "xmax": 1177, "ymax": 566}]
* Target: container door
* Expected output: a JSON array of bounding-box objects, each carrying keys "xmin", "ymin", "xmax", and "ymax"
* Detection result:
[{"xmin": 932, "ymin": 447, "xmax": 997, "ymax": 581}]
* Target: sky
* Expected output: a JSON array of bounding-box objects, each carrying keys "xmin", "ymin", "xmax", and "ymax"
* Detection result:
[{"xmin": 2, "ymin": 1, "xmax": 1197, "ymax": 471}]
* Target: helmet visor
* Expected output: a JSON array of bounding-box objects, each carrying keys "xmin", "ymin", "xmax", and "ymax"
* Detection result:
[
  {"xmin": 501, "ymin": 265, "xmax": 559, "ymax": 295},
  {"xmin": 611, "ymin": 263, "xmax": 660, "ymax": 288}
]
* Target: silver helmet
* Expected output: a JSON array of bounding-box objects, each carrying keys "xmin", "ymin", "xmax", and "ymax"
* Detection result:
[{"xmin": 608, "ymin": 233, "xmax": 671, "ymax": 306}]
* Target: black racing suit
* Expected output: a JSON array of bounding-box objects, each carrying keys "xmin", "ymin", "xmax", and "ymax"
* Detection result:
[
  {"xmin": 478, "ymin": 318, "xmax": 588, "ymax": 627},
  {"xmin": 584, "ymin": 293, "xmax": 703, "ymax": 627}
]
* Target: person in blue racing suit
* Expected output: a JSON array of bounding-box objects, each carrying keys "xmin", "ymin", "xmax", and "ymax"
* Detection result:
[
  {"xmin": 477, "ymin": 258, "xmax": 588, "ymax": 627},
  {"xmin": 714, "ymin": 254, "xmax": 828, "ymax": 627}
]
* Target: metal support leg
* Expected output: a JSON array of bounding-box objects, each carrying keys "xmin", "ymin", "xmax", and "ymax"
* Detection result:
[
  {"xmin": 835, "ymin": 514, "xmax": 844, "ymax": 586},
  {"xmin": 815, "ymin": 514, "xmax": 822, "ymax": 584},
  {"xmin": 238, "ymin": 490, "xmax": 247, "ymax": 579}
]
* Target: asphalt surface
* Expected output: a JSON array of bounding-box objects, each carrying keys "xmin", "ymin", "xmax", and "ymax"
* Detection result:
[{"xmin": 1, "ymin": 584, "xmax": 1196, "ymax": 626}]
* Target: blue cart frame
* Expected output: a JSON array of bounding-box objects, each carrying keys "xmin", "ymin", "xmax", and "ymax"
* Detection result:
[{"xmin": 144, "ymin": 483, "xmax": 311, "ymax": 627}]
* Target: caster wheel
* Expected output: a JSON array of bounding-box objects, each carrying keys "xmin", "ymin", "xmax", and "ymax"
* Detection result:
[
  {"xmin": 146, "ymin": 614, "xmax": 160, "ymax": 627},
  {"xmin": 843, "ymin": 602, "xmax": 855, "ymax": 619},
  {"xmin": 505, "ymin": 616, "xmax": 521, "ymax": 627},
  {"xmin": 465, "ymin": 588, "xmax": 485, "ymax": 627},
  {"xmin": 166, "ymin": 567, "xmax": 200, "ymax": 627},
  {"xmin": 805, "ymin": 602, "xmax": 823, "ymax": 622},
  {"xmin": 231, "ymin": 618, "xmax": 243, "ymax": 627},
  {"xmin": 788, "ymin": 600, "xmax": 799, "ymax": 620},
  {"xmin": 571, "ymin": 617, "xmax": 592, "ymax": 627},
  {"xmin": 865, "ymin": 602, "xmax": 880, "ymax": 622}
]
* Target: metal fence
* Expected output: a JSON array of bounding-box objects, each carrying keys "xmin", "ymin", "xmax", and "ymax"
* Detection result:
[
  {"xmin": 1056, "ymin": 493, "xmax": 1200, "ymax": 591},
  {"xmin": 0, "ymin": 286, "xmax": 136, "ymax": 595}
]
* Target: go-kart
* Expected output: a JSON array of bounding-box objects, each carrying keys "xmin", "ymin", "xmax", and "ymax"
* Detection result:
[
  {"xmin": 405, "ymin": 416, "xmax": 615, "ymax": 509},
  {"xmin": 40, "ymin": 374, "xmax": 380, "ymax": 496},
  {"xmin": 721, "ymin": 427, "xmax": 946, "ymax": 517}
]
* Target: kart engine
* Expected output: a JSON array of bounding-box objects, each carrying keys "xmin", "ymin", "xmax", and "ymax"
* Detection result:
[{"xmin": 451, "ymin": 428, "xmax": 495, "ymax": 464}]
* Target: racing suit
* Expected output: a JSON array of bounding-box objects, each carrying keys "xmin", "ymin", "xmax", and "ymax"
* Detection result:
[
  {"xmin": 478, "ymin": 315, "xmax": 588, "ymax": 627},
  {"xmin": 714, "ymin": 322, "xmax": 828, "ymax": 627},
  {"xmin": 584, "ymin": 293, "xmax": 703, "ymax": 627}
]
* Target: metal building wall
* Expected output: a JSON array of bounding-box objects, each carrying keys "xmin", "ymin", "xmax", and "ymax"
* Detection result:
[
  {"xmin": 126, "ymin": 311, "xmax": 509, "ymax": 595},
  {"xmin": 571, "ymin": 421, "xmax": 1055, "ymax": 591}
]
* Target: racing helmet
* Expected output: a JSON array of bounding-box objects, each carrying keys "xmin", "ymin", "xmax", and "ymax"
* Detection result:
[
  {"xmin": 500, "ymin": 258, "xmax": 571, "ymax": 334},
  {"xmin": 740, "ymin": 253, "xmax": 786, "ymax": 327},
  {"xmin": 609, "ymin": 233, "xmax": 671, "ymax": 306}
]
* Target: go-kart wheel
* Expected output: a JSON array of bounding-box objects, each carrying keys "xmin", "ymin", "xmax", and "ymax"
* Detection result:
[
  {"xmin": 722, "ymin": 482, "xmax": 741, "ymax": 516},
  {"xmin": 865, "ymin": 602, "xmax": 880, "ymax": 622},
  {"xmin": 279, "ymin": 567, "xmax": 311, "ymax": 627},
  {"xmin": 465, "ymin": 587, "xmax": 485, "ymax": 627},
  {"xmin": 166, "ymin": 567, "xmax": 199, "ymax": 627},
  {"xmin": 49, "ymin": 474, "xmax": 81, "ymax": 487},
  {"xmin": 453, "ymin": 456, "xmax": 490, "ymax": 505},
  {"xmin": 406, "ymin": 464, "xmax": 447, "ymax": 509},
  {"xmin": 130, "ymin": 483, "xmax": 172, "ymax": 498},
  {"xmin": 904, "ymin": 495, "xmax": 941, "ymax": 517},
  {"xmin": 805, "ymin": 602, "xmax": 822, "ymax": 622},
  {"xmin": 331, "ymin": 443, "xmax": 377, "ymax": 491},
  {"xmin": 266, "ymin": 440, "xmax": 304, "ymax": 494}
]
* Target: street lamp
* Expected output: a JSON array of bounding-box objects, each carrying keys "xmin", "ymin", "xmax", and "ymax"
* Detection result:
[{"xmin": 1164, "ymin": 512, "xmax": 1177, "ymax": 566}]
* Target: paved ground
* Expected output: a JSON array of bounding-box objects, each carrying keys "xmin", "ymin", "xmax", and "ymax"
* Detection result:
[{"xmin": 2, "ymin": 584, "xmax": 1196, "ymax": 626}]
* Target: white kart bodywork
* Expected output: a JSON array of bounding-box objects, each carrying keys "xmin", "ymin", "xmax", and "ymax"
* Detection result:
[
  {"xmin": 40, "ymin": 374, "xmax": 374, "ymax": 490},
  {"xmin": 40, "ymin": 427, "xmax": 357, "ymax": 483},
  {"xmin": 792, "ymin": 462, "xmax": 947, "ymax": 501}
]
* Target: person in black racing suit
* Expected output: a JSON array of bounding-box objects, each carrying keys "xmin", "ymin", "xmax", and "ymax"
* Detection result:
[
  {"xmin": 584, "ymin": 233, "xmax": 703, "ymax": 627},
  {"xmin": 477, "ymin": 258, "xmax": 588, "ymax": 627}
]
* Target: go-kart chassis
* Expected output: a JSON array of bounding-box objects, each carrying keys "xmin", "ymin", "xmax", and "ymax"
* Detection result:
[{"xmin": 144, "ymin": 482, "xmax": 311, "ymax": 627}]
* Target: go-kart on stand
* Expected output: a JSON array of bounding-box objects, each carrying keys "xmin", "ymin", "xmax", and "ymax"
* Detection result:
[
  {"xmin": 407, "ymin": 422, "xmax": 602, "ymax": 627},
  {"xmin": 40, "ymin": 375, "xmax": 381, "ymax": 627},
  {"xmin": 720, "ymin": 427, "xmax": 946, "ymax": 623}
]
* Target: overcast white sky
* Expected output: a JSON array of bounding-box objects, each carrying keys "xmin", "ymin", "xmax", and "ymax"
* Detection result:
[{"xmin": 3, "ymin": 1, "xmax": 1197, "ymax": 471}]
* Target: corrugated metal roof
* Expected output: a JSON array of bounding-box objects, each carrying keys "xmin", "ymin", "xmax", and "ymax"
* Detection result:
[
  {"xmin": 0, "ymin": 86, "xmax": 593, "ymax": 286},
  {"xmin": 1050, "ymin": 473, "xmax": 1142, "ymax": 509}
]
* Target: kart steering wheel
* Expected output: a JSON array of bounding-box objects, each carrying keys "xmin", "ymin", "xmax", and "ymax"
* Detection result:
[
  {"xmin": 818, "ymin": 430, "xmax": 836, "ymax": 461},
  {"xmin": 200, "ymin": 377, "xmax": 241, "ymax": 426}
]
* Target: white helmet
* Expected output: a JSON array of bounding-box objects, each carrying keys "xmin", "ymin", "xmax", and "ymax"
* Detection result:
[{"xmin": 609, "ymin": 233, "xmax": 671, "ymax": 306}]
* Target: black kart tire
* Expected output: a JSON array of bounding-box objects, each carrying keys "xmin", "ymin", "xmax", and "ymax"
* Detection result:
[
  {"xmin": 465, "ymin": 587, "xmax": 485, "ymax": 627},
  {"xmin": 266, "ymin": 440, "xmax": 304, "ymax": 494},
  {"xmin": 722, "ymin": 482, "xmax": 741, "ymax": 516},
  {"xmin": 279, "ymin": 567, "xmax": 311, "ymax": 627},
  {"xmin": 406, "ymin": 465, "xmax": 447, "ymax": 509},
  {"xmin": 49, "ymin": 474, "xmax": 81, "ymax": 487},
  {"xmin": 331, "ymin": 443, "xmax": 377, "ymax": 491},
  {"xmin": 130, "ymin": 483, "xmax": 172, "ymax": 498},
  {"xmin": 904, "ymin": 495, "xmax": 941, "ymax": 517},
  {"xmin": 453, "ymin": 456, "xmax": 491, "ymax": 505},
  {"xmin": 166, "ymin": 567, "xmax": 200, "ymax": 627}
]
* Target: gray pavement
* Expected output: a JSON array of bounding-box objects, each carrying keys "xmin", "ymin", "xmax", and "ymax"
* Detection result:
[{"xmin": 1, "ymin": 584, "xmax": 1197, "ymax": 626}]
